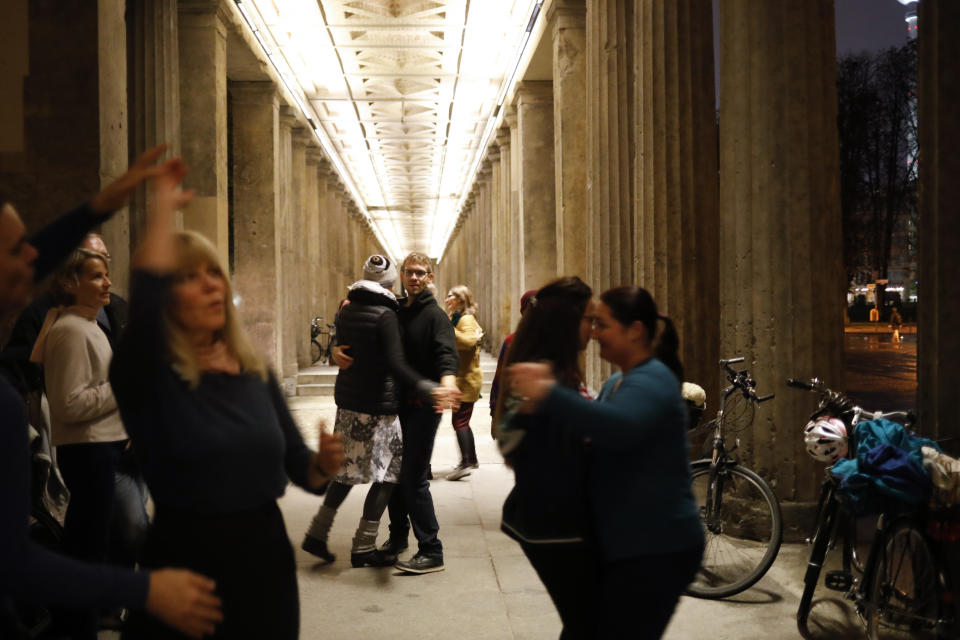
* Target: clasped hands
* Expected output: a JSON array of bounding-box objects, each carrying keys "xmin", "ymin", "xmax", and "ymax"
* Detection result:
[{"xmin": 507, "ymin": 362, "xmax": 557, "ymax": 413}]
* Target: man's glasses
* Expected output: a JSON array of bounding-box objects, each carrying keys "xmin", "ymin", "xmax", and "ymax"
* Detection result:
[{"xmin": 403, "ymin": 268, "xmax": 430, "ymax": 278}]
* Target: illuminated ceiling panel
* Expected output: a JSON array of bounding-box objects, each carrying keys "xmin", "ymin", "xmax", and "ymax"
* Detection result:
[{"xmin": 240, "ymin": 0, "xmax": 540, "ymax": 259}]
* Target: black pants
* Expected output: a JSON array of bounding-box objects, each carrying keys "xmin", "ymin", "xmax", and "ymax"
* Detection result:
[
  {"xmin": 521, "ymin": 542, "xmax": 598, "ymax": 639},
  {"xmin": 387, "ymin": 404, "xmax": 442, "ymax": 557},
  {"xmin": 55, "ymin": 441, "xmax": 124, "ymax": 640},
  {"xmin": 123, "ymin": 502, "xmax": 298, "ymax": 640},
  {"xmin": 597, "ymin": 545, "xmax": 704, "ymax": 639}
]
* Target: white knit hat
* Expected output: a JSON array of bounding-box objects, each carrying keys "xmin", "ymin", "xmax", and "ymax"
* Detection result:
[{"xmin": 362, "ymin": 254, "xmax": 397, "ymax": 287}]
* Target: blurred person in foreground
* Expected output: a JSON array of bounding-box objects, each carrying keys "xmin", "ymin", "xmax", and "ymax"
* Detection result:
[{"xmin": 0, "ymin": 146, "xmax": 222, "ymax": 639}]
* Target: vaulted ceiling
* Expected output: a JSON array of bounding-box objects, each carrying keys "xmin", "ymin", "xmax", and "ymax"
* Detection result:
[{"xmin": 237, "ymin": 0, "xmax": 542, "ymax": 259}]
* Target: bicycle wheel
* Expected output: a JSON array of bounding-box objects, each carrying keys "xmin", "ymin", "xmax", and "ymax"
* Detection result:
[
  {"xmin": 310, "ymin": 339, "xmax": 322, "ymax": 364},
  {"xmin": 686, "ymin": 462, "xmax": 783, "ymax": 599},
  {"xmin": 864, "ymin": 518, "xmax": 939, "ymax": 639}
]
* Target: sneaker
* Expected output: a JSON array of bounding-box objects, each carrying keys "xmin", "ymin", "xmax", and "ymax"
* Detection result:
[
  {"xmin": 378, "ymin": 538, "xmax": 408, "ymax": 555},
  {"xmin": 446, "ymin": 463, "xmax": 473, "ymax": 481},
  {"xmin": 302, "ymin": 536, "xmax": 336, "ymax": 563},
  {"xmin": 395, "ymin": 553, "xmax": 445, "ymax": 574},
  {"xmin": 351, "ymin": 549, "xmax": 398, "ymax": 568}
]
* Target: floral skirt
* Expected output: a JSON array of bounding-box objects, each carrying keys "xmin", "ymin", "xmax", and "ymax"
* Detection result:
[{"xmin": 333, "ymin": 408, "xmax": 403, "ymax": 484}]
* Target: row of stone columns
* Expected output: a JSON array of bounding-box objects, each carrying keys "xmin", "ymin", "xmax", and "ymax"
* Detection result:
[
  {"xmin": 440, "ymin": 0, "xmax": 851, "ymax": 520},
  {"xmin": 0, "ymin": 0, "xmax": 382, "ymax": 390}
]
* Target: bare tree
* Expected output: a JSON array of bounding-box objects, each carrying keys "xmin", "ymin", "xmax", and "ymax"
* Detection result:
[{"xmin": 837, "ymin": 41, "xmax": 918, "ymax": 302}]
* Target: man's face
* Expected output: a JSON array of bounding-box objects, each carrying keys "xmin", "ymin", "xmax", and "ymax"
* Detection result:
[
  {"xmin": 0, "ymin": 203, "xmax": 39, "ymax": 312},
  {"xmin": 402, "ymin": 260, "xmax": 433, "ymax": 297}
]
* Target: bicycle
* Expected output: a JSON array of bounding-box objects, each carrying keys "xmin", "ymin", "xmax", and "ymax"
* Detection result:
[
  {"xmin": 310, "ymin": 316, "xmax": 335, "ymax": 365},
  {"xmin": 685, "ymin": 357, "xmax": 782, "ymax": 599},
  {"xmin": 787, "ymin": 376, "xmax": 957, "ymax": 639}
]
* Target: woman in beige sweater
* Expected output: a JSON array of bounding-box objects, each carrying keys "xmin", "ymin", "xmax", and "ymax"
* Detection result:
[
  {"xmin": 444, "ymin": 285, "xmax": 483, "ymax": 480},
  {"xmin": 32, "ymin": 247, "xmax": 128, "ymax": 638}
]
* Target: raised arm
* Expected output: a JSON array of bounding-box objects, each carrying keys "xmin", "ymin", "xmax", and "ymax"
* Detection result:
[{"xmin": 29, "ymin": 145, "xmax": 174, "ymax": 281}]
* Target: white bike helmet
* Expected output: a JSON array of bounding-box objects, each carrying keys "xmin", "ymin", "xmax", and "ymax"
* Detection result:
[{"xmin": 804, "ymin": 418, "xmax": 849, "ymax": 463}]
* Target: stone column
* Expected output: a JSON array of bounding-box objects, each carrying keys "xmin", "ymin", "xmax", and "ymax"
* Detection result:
[
  {"xmin": 277, "ymin": 106, "xmax": 298, "ymax": 382},
  {"xmin": 550, "ymin": 0, "xmax": 588, "ymax": 280},
  {"xmin": 516, "ymin": 82, "xmax": 558, "ymax": 292},
  {"xmin": 178, "ymin": 1, "xmax": 228, "ymax": 266},
  {"xmin": 290, "ymin": 128, "xmax": 310, "ymax": 368},
  {"xmin": 229, "ymin": 82, "xmax": 282, "ymax": 374},
  {"xmin": 487, "ymin": 146, "xmax": 502, "ymax": 343},
  {"xmin": 918, "ymin": 1, "xmax": 960, "ymax": 441},
  {"xmin": 495, "ymin": 127, "xmax": 513, "ymax": 348},
  {"xmin": 0, "ymin": 1, "xmax": 131, "ymax": 292},
  {"xmin": 504, "ymin": 107, "xmax": 524, "ymax": 331},
  {"xmin": 307, "ymin": 150, "xmax": 327, "ymax": 325},
  {"xmin": 633, "ymin": 0, "xmax": 720, "ymax": 406},
  {"xmin": 129, "ymin": 0, "xmax": 182, "ymax": 238},
  {"xmin": 718, "ymin": 0, "xmax": 844, "ymax": 516}
]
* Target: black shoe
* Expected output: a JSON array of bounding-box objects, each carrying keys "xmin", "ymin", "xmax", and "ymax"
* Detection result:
[
  {"xmin": 378, "ymin": 537, "xmax": 408, "ymax": 555},
  {"xmin": 351, "ymin": 549, "xmax": 398, "ymax": 568},
  {"xmin": 302, "ymin": 536, "xmax": 336, "ymax": 563},
  {"xmin": 396, "ymin": 553, "xmax": 445, "ymax": 574}
]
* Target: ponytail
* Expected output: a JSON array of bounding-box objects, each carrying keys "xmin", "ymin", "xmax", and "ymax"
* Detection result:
[{"xmin": 653, "ymin": 315, "xmax": 683, "ymax": 383}]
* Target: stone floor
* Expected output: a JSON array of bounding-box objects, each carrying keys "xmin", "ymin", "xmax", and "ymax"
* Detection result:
[
  {"xmin": 101, "ymin": 356, "xmax": 870, "ymax": 639},
  {"xmin": 279, "ymin": 392, "xmax": 863, "ymax": 640}
]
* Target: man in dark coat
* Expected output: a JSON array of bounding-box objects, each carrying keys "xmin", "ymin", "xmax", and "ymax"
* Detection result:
[{"xmin": 333, "ymin": 252, "xmax": 459, "ymax": 573}]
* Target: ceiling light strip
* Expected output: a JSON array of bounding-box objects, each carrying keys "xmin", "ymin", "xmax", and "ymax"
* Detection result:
[
  {"xmin": 232, "ymin": 0, "xmax": 401, "ymax": 261},
  {"xmin": 435, "ymin": 0, "xmax": 544, "ymax": 262}
]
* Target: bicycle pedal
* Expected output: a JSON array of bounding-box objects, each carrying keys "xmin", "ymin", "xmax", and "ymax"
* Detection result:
[{"xmin": 824, "ymin": 570, "xmax": 853, "ymax": 591}]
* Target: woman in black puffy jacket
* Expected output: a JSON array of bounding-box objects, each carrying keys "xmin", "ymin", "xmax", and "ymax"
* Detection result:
[{"xmin": 301, "ymin": 255, "xmax": 454, "ymax": 567}]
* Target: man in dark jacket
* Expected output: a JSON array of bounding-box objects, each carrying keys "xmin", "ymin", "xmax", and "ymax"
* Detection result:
[{"xmin": 333, "ymin": 252, "xmax": 459, "ymax": 573}]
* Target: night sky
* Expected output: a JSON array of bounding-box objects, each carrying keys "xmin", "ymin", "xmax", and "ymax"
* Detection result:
[{"xmin": 834, "ymin": 0, "xmax": 912, "ymax": 54}]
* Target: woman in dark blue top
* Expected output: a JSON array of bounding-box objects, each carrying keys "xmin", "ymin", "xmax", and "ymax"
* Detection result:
[
  {"xmin": 109, "ymin": 160, "xmax": 344, "ymax": 639},
  {"xmin": 0, "ymin": 146, "xmax": 222, "ymax": 639},
  {"xmin": 510, "ymin": 286, "xmax": 704, "ymax": 640}
]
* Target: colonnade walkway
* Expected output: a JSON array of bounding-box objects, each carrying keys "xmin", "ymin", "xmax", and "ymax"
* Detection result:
[
  {"xmin": 274, "ymin": 356, "xmax": 854, "ymax": 640},
  {"xmin": 102, "ymin": 357, "xmax": 858, "ymax": 640}
]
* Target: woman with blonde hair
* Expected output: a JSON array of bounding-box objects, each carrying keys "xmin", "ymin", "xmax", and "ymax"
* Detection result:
[
  {"xmin": 110, "ymin": 161, "xmax": 344, "ymax": 639},
  {"xmin": 31, "ymin": 248, "xmax": 125, "ymax": 638},
  {"xmin": 444, "ymin": 285, "xmax": 483, "ymax": 480}
]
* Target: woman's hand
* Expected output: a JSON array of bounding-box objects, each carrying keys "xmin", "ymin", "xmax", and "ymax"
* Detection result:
[
  {"xmin": 90, "ymin": 144, "xmax": 178, "ymax": 214},
  {"xmin": 508, "ymin": 362, "xmax": 556, "ymax": 413},
  {"xmin": 145, "ymin": 569, "xmax": 222, "ymax": 639},
  {"xmin": 330, "ymin": 345, "xmax": 354, "ymax": 370},
  {"xmin": 431, "ymin": 385, "xmax": 461, "ymax": 413},
  {"xmin": 307, "ymin": 426, "xmax": 345, "ymax": 489}
]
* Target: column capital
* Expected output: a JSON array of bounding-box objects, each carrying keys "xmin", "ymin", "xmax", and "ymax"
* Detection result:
[
  {"xmin": 547, "ymin": 0, "xmax": 586, "ymax": 35},
  {"xmin": 503, "ymin": 104, "xmax": 518, "ymax": 129},
  {"xmin": 279, "ymin": 105, "xmax": 299, "ymax": 128},
  {"xmin": 305, "ymin": 147, "xmax": 326, "ymax": 166},
  {"xmin": 291, "ymin": 127, "xmax": 312, "ymax": 148},
  {"xmin": 178, "ymin": 0, "xmax": 230, "ymax": 26},
  {"xmin": 495, "ymin": 126, "xmax": 511, "ymax": 151},
  {"xmin": 228, "ymin": 81, "xmax": 280, "ymax": 105},
  {"xmin": 486, "ymin": 144, "xmax": 501, "ymax": 163},
  {"xmin": 515, "ymin": 81, "xmax": 553, "ymax": 105}
]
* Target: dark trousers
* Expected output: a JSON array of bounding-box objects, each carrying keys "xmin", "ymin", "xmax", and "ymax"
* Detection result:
[
  {"xmin": 597, "ymin": 546, "xmax": 704, "ymax": 639},
  {"xmin": 110, "ymin": 446, "xmax": 149, "ymax": 567},
  {"xmin": 521, "ymin": 542, "xmax": 598, "ymax": 640},
  {"xmin": 55, "ymin": 441, "xmax": 123, "ymax": 640},
  {"xmin": 387, "ymin": 404, "xmax": 442, "ymax": 557},
  {"xmin": 124, "ymin": 501, "xmax": 298, "ymax": 640}
]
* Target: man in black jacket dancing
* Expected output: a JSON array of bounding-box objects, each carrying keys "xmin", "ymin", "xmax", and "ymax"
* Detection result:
[{"xmin": 334, "ymin": 251, "xmax": 458, "ymax": 573}]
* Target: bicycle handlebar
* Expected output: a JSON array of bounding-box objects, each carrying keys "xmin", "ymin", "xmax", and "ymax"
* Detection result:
[
  {"xmin": 720, "ymin": 357, "xmax": 745, "ymax": 366},
  {"xmin": 786, "ymin": 378, "xmax": 816, "ymax": 390},
  {"xmin": 757, "ymin": 393, "xmax": 775, "ymax": 403}
]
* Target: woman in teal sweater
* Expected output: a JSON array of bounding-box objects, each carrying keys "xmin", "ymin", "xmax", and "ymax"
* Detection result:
[{"xmin": 510, "ymin": 286, "xmax": 704, "ymax": 639}]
